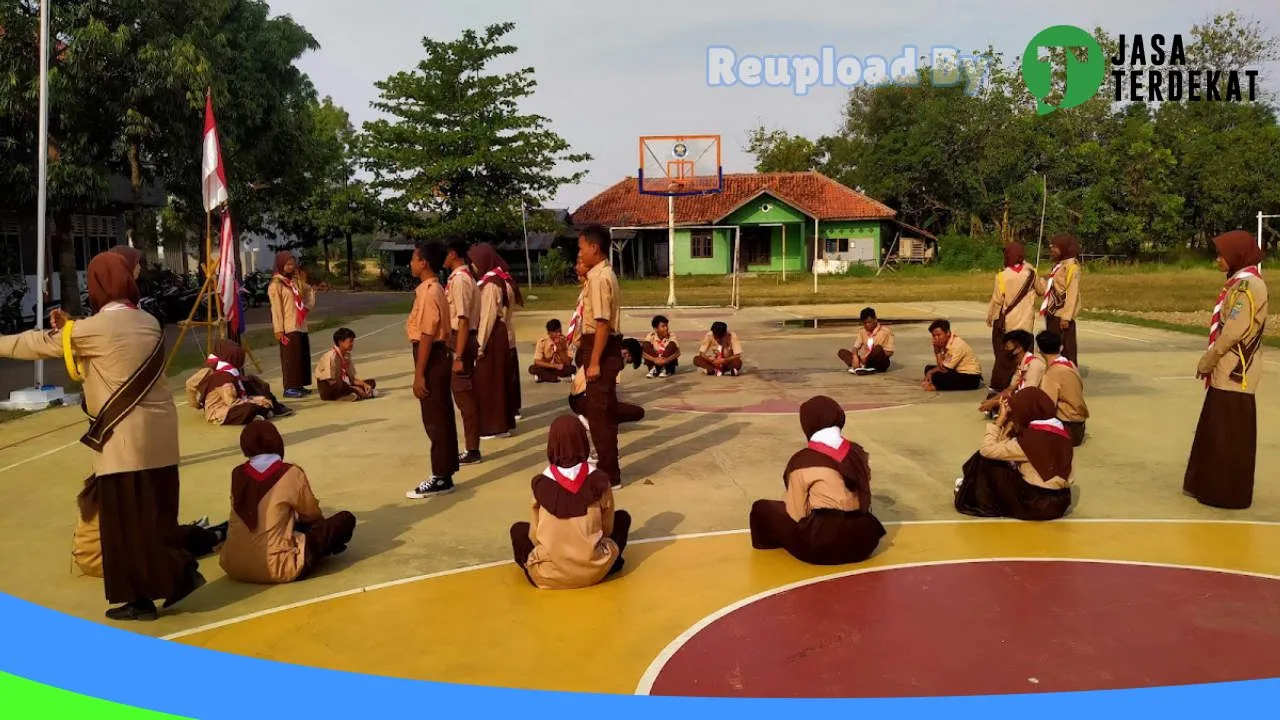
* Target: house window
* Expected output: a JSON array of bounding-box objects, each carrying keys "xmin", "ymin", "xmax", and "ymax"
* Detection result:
[
  {"xmin": 690, "ymin": 230, "xmax": 713, "ymax": 259},
  {"xmin": 0, "ymin": 220, "xmax": 21, "ymax": 277},
  {"xmin": 825, "ymin": 238, "xmax": 851, "ymax": 255},
  {"xmin": 72, "ymin": 215, "xmax": 119, "ymax": 271}
]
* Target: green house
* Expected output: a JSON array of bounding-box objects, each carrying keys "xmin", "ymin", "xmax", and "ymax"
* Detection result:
[{"xmin": 569, "ymin": 171, "xmax": 934, "ymax": 277}]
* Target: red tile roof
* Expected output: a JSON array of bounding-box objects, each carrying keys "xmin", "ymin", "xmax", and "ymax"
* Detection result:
[{"xmin": 571, "ymin": 171, "xmax": 897, "ymax": 227}]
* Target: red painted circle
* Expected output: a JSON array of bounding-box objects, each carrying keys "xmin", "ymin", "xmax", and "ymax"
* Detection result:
[
  {"xmin": 652, "ymin": 399, "xmax": 898, "ymax": 414},
  {"xmin": 647, "ymin": 561, "xmax": 1280, "ymax": 698}
]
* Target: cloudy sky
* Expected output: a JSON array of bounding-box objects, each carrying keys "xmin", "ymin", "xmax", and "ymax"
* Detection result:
[{"xmin": 270, "ymin": 0, "xmax": 1279, "ymax": 211}]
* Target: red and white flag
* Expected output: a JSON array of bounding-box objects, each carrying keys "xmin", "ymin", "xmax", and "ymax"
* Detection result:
[
  {"xmin": 217, "ymin": 211, "xmax": 245, "ymax": 336},
  {"xmin": 202, "ymin": 91, "xmax": 229, "ymax": 213}
]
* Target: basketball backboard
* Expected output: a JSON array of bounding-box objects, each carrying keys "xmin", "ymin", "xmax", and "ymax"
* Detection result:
[{"xmin": 638, "ymin": 135, "xmax": 723, "ymax": 196}]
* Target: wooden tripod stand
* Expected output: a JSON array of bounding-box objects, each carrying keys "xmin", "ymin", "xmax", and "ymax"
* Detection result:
[{"xmin": 163, "ymin": 209, "xmax": 262, "ymax": 374}]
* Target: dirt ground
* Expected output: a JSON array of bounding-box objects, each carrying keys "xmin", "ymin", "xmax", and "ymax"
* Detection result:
[{"xmin": 0, "ymin": 300, "xmax": 1275, "ymax": 639}]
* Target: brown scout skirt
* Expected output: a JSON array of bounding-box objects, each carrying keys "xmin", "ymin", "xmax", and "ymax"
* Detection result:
[
  {"xmin": 279, "ymin": 331, "xmax": 312, "ymax": 389},
  {"xmin": 96, "ymin": 466, "xmax": 194, "ymax": 604},
  {"xmin": 1183, "ymin": 387, "xmax": 1257, "ymax": 510},
  {"xmin": 475, "ymin": 319, "xmax": 513, "ymax": 436},
  {"xmin": 954, "ymin": 452, "xmax": 1071, "ymax": 521},
  {"xmin": 749, "ymin": 500, "xmax": 886, "ymax": 566}
]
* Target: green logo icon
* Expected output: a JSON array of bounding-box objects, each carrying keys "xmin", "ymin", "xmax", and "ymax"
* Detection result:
[{"xmin": 1021, "ymin": 25, "xmax": 1106, "ymax": 115}]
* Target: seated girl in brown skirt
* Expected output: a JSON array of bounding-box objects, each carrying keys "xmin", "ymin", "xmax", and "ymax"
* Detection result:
[
  {"xmin": 954, "ymin": 386, "xmax": 1074, "ymax": 521},
  {"xmin": 219, "ymin": 422, "xmax": 356, "ymax": 584},
  {"xmin": 186, "ymin": 339, "xmax": 293, "ymax": 424},
  {"xmin": 510, "ymin": 415, "xmax": 631, "ymax": 589},
  {"xmin": 750, "ymin": 395, "xmax": 886, "ymax": 565}
]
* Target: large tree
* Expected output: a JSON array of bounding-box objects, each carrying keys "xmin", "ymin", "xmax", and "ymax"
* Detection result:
[{"xmin": 361, "ymin": 22, "xmax": 590, "ymax": 242}]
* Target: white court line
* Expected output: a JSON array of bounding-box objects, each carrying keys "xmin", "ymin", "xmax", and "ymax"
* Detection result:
[
  {"xmin": 631, "ymin": 555, "xmax": 1280, "ymax": 695},
  {"xmin": 0, "ymin": 318, "xmax": 404, "ymax": 477},
  {"xmin": 159, "ymin": 518, "xmax": 1279, "ymax": 642}
]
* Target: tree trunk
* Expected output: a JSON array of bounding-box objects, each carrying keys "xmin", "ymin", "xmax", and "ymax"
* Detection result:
[
  {"xmin": 54, "ymin": 213, "xmax": 82, "ymax": 315},
  {"xmin": 346, "ymin": 231, "xmax": 355, "ymax": 290},
  {"xmin": 128, "ymin": 142, "xmax": 146, "ymax": 254},
  {"xmin": 322, "ymin": 236, "xmax": 331, "ymax": 274}
]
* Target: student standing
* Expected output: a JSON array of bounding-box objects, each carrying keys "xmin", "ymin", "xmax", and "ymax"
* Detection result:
[
  {"xmin": 405, "ymin": 241, "xmax": 461, "ymax": 499},
  {"xmin": 490, "ymin": 251, "xmax": 525, "ymax": 422},
  {"xmin": 444, "ymin": 241, "xmax": 484, "ymax": 465},
  {"xmin": 839, "ymin": 307, "xmax": 895, "ymax": 375},
  {"xmin": 0, "ymin": 252, "xmax": 203, "ymax": 621},
  {"xmin": 1036, "ymin": 331, "xmax": 1089, "ymax": 447},
  {"xmin": 1037, "ymin": 233, "xmax": 1082, "ymax": 365},
  {"xmin": 269, "ymin": 252, "xmax": 317, "ymax": 398},
  {"xmin": 1184, "ymin": 230, "xmax": 1269, "ymax": 510},
  {"xmin": 470, "ymin": 243, "xmax": 516, "ymax": 439},
  {"xmin": 987, "ymin": 242, "xmax": 1038, "ymax": 391},
  {"xmin": 922, "ymin": 319, "xmax": 984, "ymax": 391},
  {"xmin": 575, "ymin": 225, "xmax": 625, "ymax": 489}
]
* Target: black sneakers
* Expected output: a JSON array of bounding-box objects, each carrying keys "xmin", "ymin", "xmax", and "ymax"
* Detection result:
[
  {"xmin": 458, "ymin": 450, "xmax": 482, "ymax": 465},
  {"xmin": 406, "ymin": 476, "xmax": 455, "ymax": 499}
]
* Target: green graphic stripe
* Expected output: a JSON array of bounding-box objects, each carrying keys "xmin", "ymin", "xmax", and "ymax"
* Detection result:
[{"xmin": 0, "ymin": 671, "xmax": 189, "ymax": 719}]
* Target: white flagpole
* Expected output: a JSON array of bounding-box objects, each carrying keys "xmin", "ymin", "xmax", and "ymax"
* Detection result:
[
  {"xmin": 521, "ymin": 201, "xmax": 532, "ymax": 290},
  {"xmin": 34, "ymin": 0, "xmax": 51, "ymax": 389}
]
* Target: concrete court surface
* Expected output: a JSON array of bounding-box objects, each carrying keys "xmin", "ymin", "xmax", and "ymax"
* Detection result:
[{"xmin": 0, "ymin": 298, "xmax": 1276, "ymax": 647}]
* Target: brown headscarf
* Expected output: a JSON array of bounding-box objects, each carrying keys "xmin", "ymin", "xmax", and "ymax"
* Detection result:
[
  {"xmin": 108, "ymin": 245, "xmax": 143, "ymax": 276},
  {"xmin": 1050, "ymin": 233, "xmax": 1080, "ymax": 261},
  {"xmin": 273, "ymin": 251, "xmax": 296, "ymax": 276},
  {"xmin": 786, "ymin": 395, "xmax": 872, "ymax": 510},
  {"xmin": 1212, "ymin": 230, "xmax": 1265, "ymax": 275},
  {"xmin": 198, "ymin": 339, "xmax": 248, "ymax": 403},
  {"xmin": 531, "ymin": 415, "xmax": 610, "ymax": 518},
  {"xmin": 86, "ymin": 251, "xmax": 140, "ymax": 312},
  {"xmin": 470, "ymin": 243, "xmax": 524, "ymax": 307},
  {"xmin": 1007, "ymin": 387, "xmax": 1073, "ymax": 483},
  {"xmin": 231, "ymin": 421, "xmax": 290, "ymax": 532},
  {"xmin": 1003, "ymin": 242, "xmax": 1026, "ymax": 268}
]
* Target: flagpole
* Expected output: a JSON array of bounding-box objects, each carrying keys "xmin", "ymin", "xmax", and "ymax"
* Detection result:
[
  {"xmin": 521, "ymin": 201, "xmax": 532, "ymax": 290},
  {"xmin": 33, "ymin": 0, "xmax": 51, "ymax": 390}
]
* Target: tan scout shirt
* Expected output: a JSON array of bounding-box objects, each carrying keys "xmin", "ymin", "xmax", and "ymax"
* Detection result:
[
  {"xmin": 1014, "ymin": 353, "xmax": 1048, "ymax": 390},
  {"xmin": 1036, "ymin": 258, "xmax": 1081, "ymax": 321},
  {"xmin": 988, "ymin": 265, "xmax": 1039, "ymax": 332},
  {"xmin": 314, "ymin": 347, "xmax": 360, "ymax": 385},
  {"xmin": 524, "ymin": 477, "xmax": 620, "ymax": 590},
  {"xmin": 446, "ymin": 267, "xmax": 480, "ymax": 332},
  {"xmin": 503, "ymin": 285, "xmax": 518, "ymax": 347},
  {"xmin": 183, "ymin": 368, "xmax": 270, "ymax": 425},
  {"xmin": 853, "ymin": 324, "xmax": 895, "ymax": 360},
  {"xmin": 534, "ymin": 335, "xmax": 568, "ymax": 365},
  {"xmin": 268, "ymin": 276, "xmax": 316, "ymax": 335},
  {"xmin": 0, "ymin": 306, "xmax": 179, "ymax": 476},
  {"xmin": 582, "ymin": 261, "xmax": 620, "ymax": 336},
  {"xmin": 407, "ymin": 277, "xmax": 450, "ymax": 344},
  {"xmin": 219, "ymin": 464, "xmax": 324, "ymax": 584},
  {"xmin": 940, "ymin": 334, "xmax": 982, "ymax": 375},
  {"xmin": 979, "ymin": 423, "xmax": 1073, "ymax": 490},
  {"xmin": 784, "ymin": 465, "xmax": 862, "ymax": 521},
  {"xmin": 698, "ymin": 331, "xmax": 743, "ymax": 359},
  {"xmin": 476, "ymin": 282, "xmax": 505, "ymax": 352},
  {"xmin": 1040, "ymin": 358, "xmax": 1089, "ymax": 422},
  {"xmin": 1199, "ymin": 275, "xmax": 1268, "ymax": 395},
  {"xmin": 643, "ymin": 330, "xmax": 679, "ymax": 353}
]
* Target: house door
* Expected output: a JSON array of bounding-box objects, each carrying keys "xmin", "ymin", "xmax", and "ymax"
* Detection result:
[{"xmin": 740, "ymin": 226, "xmax": 771, "ymax": 270}]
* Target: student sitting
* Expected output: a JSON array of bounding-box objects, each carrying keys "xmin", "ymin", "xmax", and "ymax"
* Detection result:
[
  {"xmin": 978, "ymin": 330, "xmax": 1044, "ymax": 418},
  {"xmin": 509, "ymin": 415, "xmax": 631, "ymax": 589},
  {"xmin": 185, "ymin": 339, "xmax": 292, "ymax": 425},
  {"xmin": 838, "ymin": 307, "xmax": 895, "ymax": 375},
  {"xmin": 315, "ymin": 328, "xmax": 378, "ymax": 401},
  {"xmin": 529, "ymin": 319, "xmax": 575, "ymax": 383},
  {"xmin": 693, "ymin": 321, "xmax": 743, "ymax": 376},
  {"xmin": 954, "ymin": 387, "xmax": 1074, "ymax": 521},
  {"xmin": 750, "ymin": 395, "xmax": 886, "ymax": 565},
  {"xmin": 219, "ymin": 422, "xmax": 356, "ymax": 584},
  {"xmin": 922, "ymin": 319, "xmax": 984, "ymax": 391},
  {"xmin": 642, "ymin": 315, "xmax": 681, "ymax": 378},
  {"xmin": 1037, "ymin": 330, "xmax": 1089, "ymax": 447}
]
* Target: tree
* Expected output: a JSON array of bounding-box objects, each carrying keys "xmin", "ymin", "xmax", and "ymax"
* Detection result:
[
  {"xmin": 745, "ymin": 127, "xmax": 824, "ymax": 172},
  {"xmin": 361, "ymin": 22, "xmax": 590, "ymax": 243}
]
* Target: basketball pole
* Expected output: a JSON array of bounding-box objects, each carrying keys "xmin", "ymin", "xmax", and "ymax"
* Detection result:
[{"xmin": 666, "ymin": 195, "xmax": 676, "ymax": 307}]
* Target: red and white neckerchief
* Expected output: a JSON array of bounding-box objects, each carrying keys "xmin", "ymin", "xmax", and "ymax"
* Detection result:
[
  {"xmin": 565, "ymin": 289, "xmax": 586, "ymax": 344},
  {"xmin": 273, "ymin": 273, "xmax": 309, "ymax": 327},
  {"xmin": 1050, "ymin": 355, "xmax": 1076, "ymax": 370},
  {"xmin": 865, "ymin": 325, "xmax": 879, "ymax": 352},
  {"xmin": 1016, "ymin": 352, "xmax": 1037, "ymax": 389},
  {"xmin": 477, "ymin": 267, "xmax": 514, "ymax": 288},
  {"xmin": 1039, "ymin": 262, "xmax": 1067, "ymax": 316},
  {"xmin": 807, "ymin": 426, "xmax": 851, "ymax": 462},
  {"xmin": 101, "ymin": 301, "xmax": 138, "ymax": 312},
  {"xmin": 1209, "ymin": 266, "xmax": 1261, "ymax": 348},
  {"xmin": 244, "ymin": 454, "xmax": 284, "ymax": 481},
  {"xmin": 1008, "ymin": 263, "xmax": 1025, "ymax": 274},
  {"xmin": 543, "ymin": 461, "xmax": 593, "ymax": 494},
  {"xmin": 1028, "ymin": 418, "xmax": 1070, "ymax": 439},
  {"xmin": 205, "ymin": 354, "xmax": 246, "ymax": 397},
  {"xmin": 333, "ymin": 347, "xmax": 352, "ymax": 385}
]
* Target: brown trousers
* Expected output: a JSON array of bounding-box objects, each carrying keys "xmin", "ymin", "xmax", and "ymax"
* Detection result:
[
  {"xmin": 694, "ymin": 356, "xmax": 743, "ymax": 374},
  {"xmin": 838, "ymin": 347, "xmax": 891, "ymax": 373},
  {"xmin": 642, "ymin": 342, "xmax": 680, "ymax": 371},
  {"xmin": 319, "ymin": 378, "xmax": 377, "ymax": 401},
  {"xmin": 530, "ymin": 363, "xmax": 576, "ymax": 383},
  {"xmin": 475, "ymin": 320, "xmax": 513, "ymax": 437},
  {"xmin": 924, "ymin": 365, "xmax": 984, "ymax": 391},
  {"xmin": 954, "ymin": 453, "xmax": 1071, "ymax": 521},
  {"xmin": 97, "ymin": 466, "xmax": 194, "ymax": 605},
  {"xmin": 1184, "ymin": 388, "xmax": 1256, "ymax": 510},
  {"xmin": 297, "ymin": 511, "xmax": 357, "ymax": 578},
  {"xmin": 279, "ymin": 331, "xmax": 312, "ymax": 389},
  {"xmin": 1046, "ymin": 315, "xmax": 1079, "ymax": 365},
  {"xmin": 507, "ymin": 347, "xmax": 523, "ymax": 417},
  {"xmin": 413, "ymin": 342, "xmax": 460, "ymax": 478},
  {"xmin": 576, "ymin": 334, "xmax": 624, "ymax": 486},
  {"xmin": 749, "ymin": 501, "xmax": 885, "ymax": 566},
  {"xmin": 451, "ymin": 331, "xmax": 481, "ymax": 452},
  {"xmin": 509, "ymin": 510, "xmax": 632, "ymax": 585}
]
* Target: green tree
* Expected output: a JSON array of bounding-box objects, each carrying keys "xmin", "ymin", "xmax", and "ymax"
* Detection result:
[
  {"xmin": 361, "ymin": 22, "xmax": 590, "ymax": 243},
  {"xmin": 745, "ymin": 127, "xmax": 824, "ymax": 172}
]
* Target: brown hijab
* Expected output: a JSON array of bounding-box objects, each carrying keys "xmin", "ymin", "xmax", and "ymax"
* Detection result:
[
  {"xmin": 198, "ymin": 339, "xmax": 248, "ymax": 402},
  {"xmin": 1050, "ymin": 233, "xmax": 1081, "ymax": 261},
  {"xmin": 86, "ymin": 251, "xmax": 140, "ymax": 312},
  {"xmin": 231, "ymin": 421, "xmax": 290, "ymax": 532},
  {"xmin": 1008, "ymin": 387, "xmax": 1072, "ymax": 483},
  {"xmin": 1213, "ymin": 230, "xmax": 1264, "ymax": 275},
  {"xmin": 470, "ymin": 243, "xmax": 524, "ymax": 307},
  {"xmin": 531, "ymin": 415, "xmax": 609, "ymax": 518},
  {"xmin": 786, "ymin": 395, "xmax": 872, "ymax": 510},
  {"xmin": 273, "ymin": 251, "xmax": 296, "ymax": 276},
  {"xmin": 108, "ymin": 245, "xmax": 143, "ymax": 276},
  {"xmin": 1003, "ymin": 242, "xmax": 1026, "ymax": 268}
]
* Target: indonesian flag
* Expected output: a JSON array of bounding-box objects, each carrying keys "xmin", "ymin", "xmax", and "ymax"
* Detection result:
[
  {"xmin": 217, "ymin": 211, "xmax": 246, "ymax": 336},
  {"xmin": 202, "ymin": 91, "xmax": 229, "ymax": 213}
]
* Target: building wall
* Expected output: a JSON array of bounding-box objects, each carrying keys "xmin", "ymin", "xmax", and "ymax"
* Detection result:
[
  {"xmin": 671, "ymin": 228, "xmax": 733, "ymax": 275},
  {"xmin": 724, "ymin": 197, "xmax": 811, "ymax": 273},
  {"xmin": 818, "ymin": 220, "xmax": 883, "ymax": 264}
]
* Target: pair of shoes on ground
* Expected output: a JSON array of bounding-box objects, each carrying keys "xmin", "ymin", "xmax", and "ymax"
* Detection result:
[
  {"xmin": 646, "ymin": 367, "xmax": 675, "ymax": 379},
  {"xmin": 282, "ymin": 387, "xmax": 313, "ymax": 399},
  {"xmin": 106, "ymin": 566, "xmax": 206, "ymax": 622},
  {"xmin": 848, "ymin": 366, "xmax": 875, "ymax": 375}
]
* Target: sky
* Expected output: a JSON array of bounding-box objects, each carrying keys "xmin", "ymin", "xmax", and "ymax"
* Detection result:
[{"xmin": 268, "ymin": 0, "xmax": 1280, "ymax": 212}]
